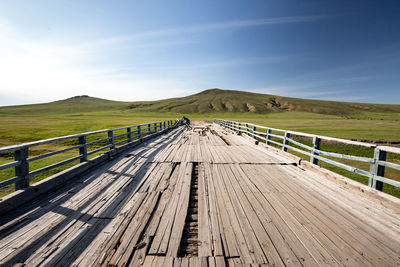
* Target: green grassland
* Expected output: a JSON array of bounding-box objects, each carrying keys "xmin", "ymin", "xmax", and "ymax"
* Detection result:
[{"xmin": 0, "ymin": 89, "xmax": 399, "ymax": 197}]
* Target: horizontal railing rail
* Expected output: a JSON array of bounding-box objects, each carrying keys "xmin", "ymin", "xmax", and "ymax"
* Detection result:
[
  {"xmin": 0, "ymin": 118, "xmax": 185, "ymax": 191},
  {"xmin": 214, "ymin": 119, "xmax": 400, "ymax": 191}
]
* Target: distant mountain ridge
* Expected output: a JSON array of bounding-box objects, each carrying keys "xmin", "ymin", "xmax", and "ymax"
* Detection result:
[
  {"xmin": 127, "ymin": 88, "xmax": 400, "ymax": 114},
  {"xmin": 1, "ymin": 88, "xmax": 399, "ymax": 115}
]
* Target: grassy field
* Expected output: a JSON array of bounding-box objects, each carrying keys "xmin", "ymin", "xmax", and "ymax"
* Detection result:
[
  {"xmin": 1, "ymin": 90, "xmax": 399, "ymax": 198},
  {"xmin": 2, "ymin": 110, "xmax": 400, "ymax": 147},
  {"xmin": 0, "ymin": 111, "xmax": 178, "ymax": 147}
]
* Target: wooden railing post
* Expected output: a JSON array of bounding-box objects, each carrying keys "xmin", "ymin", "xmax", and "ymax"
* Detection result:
[
  {"xmin": 266, "ymin": 129, "xmax": 271, "ymax": 145},
  {"xmin": 282, "ymin": 131, "xmax": 290, "ymax": 152},
  {"xmin": 127, "ymin": 127, "xmax": 132, "ymax": 142},
  {"xmin": 310, "ymin": 136, "xmax": 321, "ymax": 165},
  {"xmin": 369, "ymin": 148, "xmax": 386, "ymax": 191},
  {"xmin": 154, "ymin": 122, "xmax": 157, "ymax": 133},
  {"xmin": 14, "ymin": 148, "xmax": 29, "ymax": 190},
  {"xmin": 159, "ymin": 122, "xmax": 162, "ymax": 131},
  {"xmin": 163, "ymin": 121, "xmax": 166, "ymax": 129},
  {"xmin": 238, "ymin": 122, "xmax": 241, "ymax": 135},
  {"xmin": 137, "ymin": 125, "xmax": 141, "ymax": 139},
  {"xmin": 108, "ymin": 130, "xmax": 114, "ymax": 150},
  {"xmin": 148, "ymin": 123, "xmax": 151, "ymax": 134},
  {"xmin": 253, "ymin": 125, "xmax": 257, "ymax": 140},
  {"xmin": 246, "ymin": 123, "xmax": 249, "ymax": 136},
  {"xmin": 79, "ymin": 136, "xmax": 87, "ymax": 162}
]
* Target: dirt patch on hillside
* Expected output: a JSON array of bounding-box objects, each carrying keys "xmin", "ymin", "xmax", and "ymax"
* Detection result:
[{"xmin": 246, "ymin": 103, "xmax": 256, "ymax": 112}]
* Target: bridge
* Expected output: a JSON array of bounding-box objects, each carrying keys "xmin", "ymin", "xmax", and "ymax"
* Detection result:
[{"xmin": 0, "ymin": 119, "xmax": 399, "ymax": 266}]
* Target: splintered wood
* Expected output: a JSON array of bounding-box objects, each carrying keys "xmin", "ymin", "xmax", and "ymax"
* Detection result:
[{"xmin": 0, "ymin": 123, "xmax": 399, "ymax": 266}]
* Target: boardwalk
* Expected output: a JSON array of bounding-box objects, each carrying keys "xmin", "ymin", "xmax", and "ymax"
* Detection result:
[{"xmin": 0, "ymin": 123, "xmax": 399, "ymax": 266}]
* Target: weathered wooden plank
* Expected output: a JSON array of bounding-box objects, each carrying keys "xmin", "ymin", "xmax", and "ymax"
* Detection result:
[
  {"xmin": 225, "ymin": 164, "xmax": 297, "ymax": 266},
  {"xmin": 25, "ymin": 163, "xmax": 149, "ymax": 266},
  {"xmin": 109, "ymin": 191, "xmax": 160, "ymax": 266},
  {"xmin": 270, "ymin": 165, "xmax": 400, "ymax": 264},
  {"xmin": 217, "ymin": 164, "xmax": 268, "ymax": 265},
  {"xmin": 290, "ymin": 165, "xmax": 400, "ymax": 239},
  {"xmin": 239, "ymin": 164, "xmax": 342, "ymax": 266},
  {"xmin": 215, "ymin": 256, "xmax": 226, "ymax": 267},
  {"xmin": 60, "ymin": 162, "xmax": 151, "ymax": 266},
  {"xmin": 181, "ymin": 257, "xmax": 189, "ymax": 267},
  {"xmin": 147, "ymin": 163, "xmax": 170, "ymax": 192},
  {"xmin": 173, "ymin": 257, "xmax": 182, "ymax": 267},
  {"xmin": 231, "ymin": 164, "xmax": 315, "ymax": 267},
  {"xmin": 127, "ymin": 235, "xmax": 151, "ymax": 267},
  {"xmin": 280, "ymin": 163, "xmax": 400, "ymax": 240},
  {"xmin": 204, "ymin": 163, "xmax": 224, "ymax": 257},
  {"xmin": 163, "ymin": 256, "xmax": 175, "ymax": 267},
  {"xmin": 227, "ymin": 257, "xmax": 242, "ymax": 267},
  {"xmin": 149, "ymin": 163, "xmax": 187, "ymax": 254},
  {"xmin": 0, "ymin": 155, "xmax": 142, "ymax": 265},
  {"xmin": 94, "ymin": 192, "xmax": 148, "ymax": 265},
  {"xmin": 143, "ymin": 255, "xmax": 156, "ymax": 267},
  {"xmin": 185, "ymin": 144, "xmax": 193, "ymax": 163},
  {"xmin": 167, "ymin": 163, "xmax": 193, "ymax": 256},
  {"xmin": 198, "ymin": 163, "xmax": 212, "ymax": 257},
  {"xmin": 210, "ymin": 164, "xmax": 245, "ymax": 260},
  {"xmin": 259, "ymin": 167, "xmax": 373, "ymax": 266},
  {"xmin": 208, "ymin": 257, "xmax": 216, "ymax": 267}
]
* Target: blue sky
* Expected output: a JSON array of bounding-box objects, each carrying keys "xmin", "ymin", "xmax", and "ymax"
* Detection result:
[{"xmin": 0, "ymin": 0, "xmax": 399, "ymax": 105}]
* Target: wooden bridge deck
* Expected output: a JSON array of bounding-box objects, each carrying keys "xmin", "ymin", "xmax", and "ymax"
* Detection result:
[{"xmin": 0, "ymin": 123, "xmax": 399, "ymax": 266}]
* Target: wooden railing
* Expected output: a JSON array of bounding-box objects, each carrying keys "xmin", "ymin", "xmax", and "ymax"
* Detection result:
[
  {"xmin": 0, "ymin": 118, "xmax": 184, "ymax": 191},
  {"xmin": 215, "ymin": 119, "xmax": 400, "ymax": 191}
]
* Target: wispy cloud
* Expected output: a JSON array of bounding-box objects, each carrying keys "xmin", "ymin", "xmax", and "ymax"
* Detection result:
[
  {"xmin": 252, "ymin": 86, "xmax": 369, "ymax": 102},
  {"xmin": 167, "ymin": 15, "xmax": 324, "ymax": 32},
  {"xmin": 77, "ymin": 15, "xmax": 324, "ymax": 50},
  {"xmin": 136, "ymin": 56, "xmax": 288, "ymax": 73},
  {"xmin": 252, "ymin": 74, "xmax": 378, "ymax": 101}
]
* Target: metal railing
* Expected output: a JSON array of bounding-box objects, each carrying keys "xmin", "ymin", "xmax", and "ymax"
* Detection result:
[
  {"xmin": 0, "ymin": 119, "xmax": 184, "ymax": 191},
  {"xmin": 215, "ymin": 119, "xmax": 400, "ymax": 191}
]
